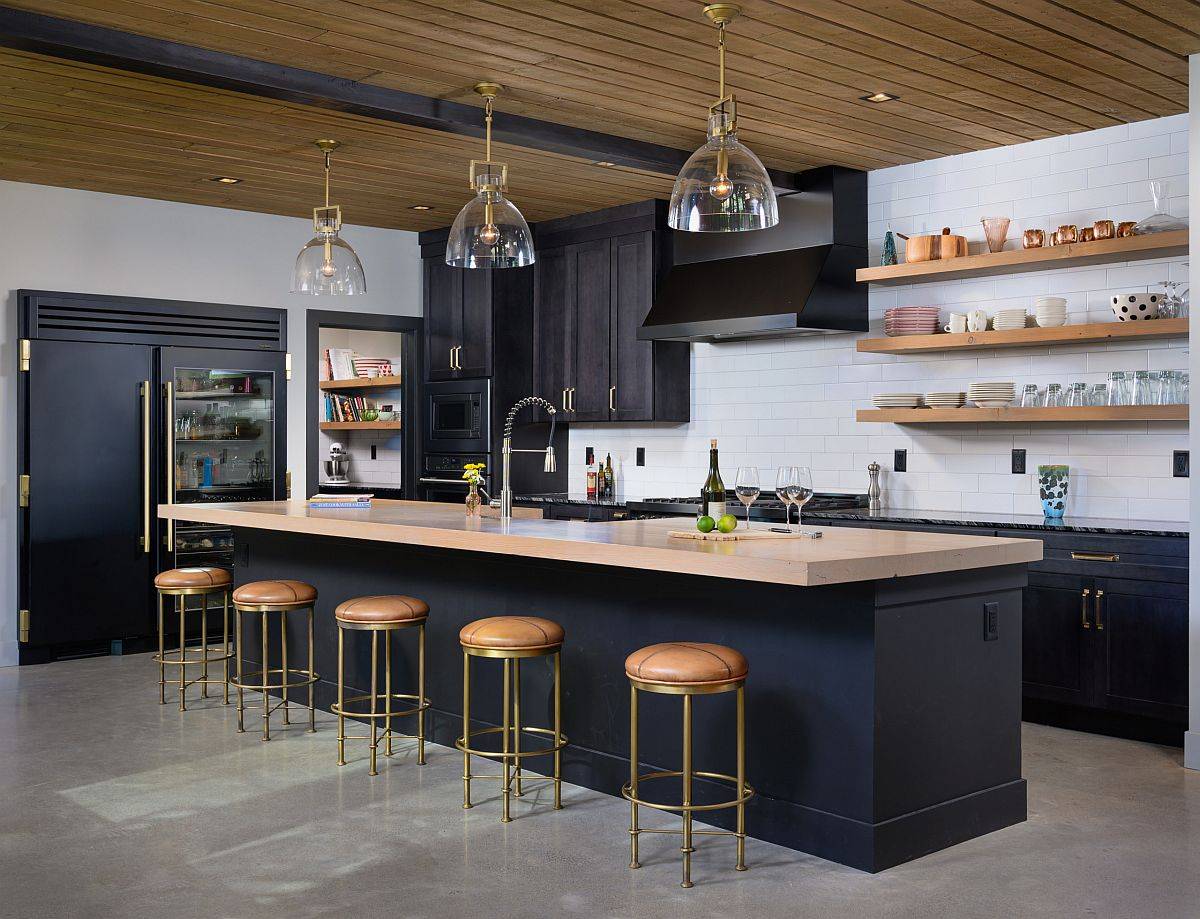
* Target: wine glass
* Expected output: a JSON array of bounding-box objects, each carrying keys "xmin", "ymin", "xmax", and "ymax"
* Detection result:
[
  {"xmin": 775, "ymin": 466, "xmax": 798, "ymax": 531},
  {"xmin": 787, "ymin": 467, "xmax": 815, "ymax": 532},
  {"xmin": 735, "ymin": 466, "xmax": 760, "ymax": 531}
]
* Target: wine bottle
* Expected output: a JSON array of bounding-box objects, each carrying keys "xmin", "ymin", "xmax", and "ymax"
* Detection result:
[
  {"xmin": 604, "ymin": 453, "xmax": 614, "ymax": 499},
  {"xmin": 701, "ymin": 438, "xmax": 726, "ymax": 520},
  {"xmin": 586, "ymin": 447, "xmax": 598, "ymax": 500}
]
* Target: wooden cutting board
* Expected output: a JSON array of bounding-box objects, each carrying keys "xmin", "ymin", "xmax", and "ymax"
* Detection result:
[{"xmin": 668, "ymin": 529, "xmax": 818, "ymax": 541}]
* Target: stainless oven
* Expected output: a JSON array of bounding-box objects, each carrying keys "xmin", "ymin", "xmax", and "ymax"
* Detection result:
[
  {"xmin": 424, "ymin": 378, "xmax": 490, "ymax": 455},
  {"xmin": 418, "ymin": 452, "xmax": 490, "ymax": 503}
]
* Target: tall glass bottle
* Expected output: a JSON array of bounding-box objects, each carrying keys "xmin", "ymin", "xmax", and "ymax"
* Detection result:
[{"xmin": 701, "ymin": 439, "xmax": 726, "ymax": 520}]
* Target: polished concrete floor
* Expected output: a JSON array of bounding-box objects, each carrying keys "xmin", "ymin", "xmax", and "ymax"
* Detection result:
[{"xmin": 1, "ymin": 653, "xmax": 1198, "ymax": 919}]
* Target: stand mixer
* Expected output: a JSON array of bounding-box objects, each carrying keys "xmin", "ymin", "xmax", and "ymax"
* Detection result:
[{"xmin": 324, "ymin": 442, "xmax": 351, "ymax": 484}]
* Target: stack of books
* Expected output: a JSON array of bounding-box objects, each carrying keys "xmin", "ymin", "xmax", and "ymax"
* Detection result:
[
  {"xmin": 307, "ymin": 493, "xmax": 373, "ymax": 509},
  {"xmin": 324, "ymin": 393, "xmax": 375, "ymax": 422}
]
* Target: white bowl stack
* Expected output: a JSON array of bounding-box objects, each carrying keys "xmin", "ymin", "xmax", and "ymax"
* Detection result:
[
  {"xmin": 884, "ymin": 306, "xmax": 941, "ymax": 337},
  {"xmin": 1034, "ymin": 297, "xmax": 1068, "ymax": 327},
  {"xmin": 991, "ymin": 309, "xmax": 1028, "ymax": 331},
  {"xmin": 925, "ymin": 391, "xmax": 966, "ymax": 409},
  {"xmin": 968, "ymin": 382, "xmax": 1016, "ymax": 407},
  {"xmin": 872, "ymin": 393, "xmax": 924, "ymax": 409}
]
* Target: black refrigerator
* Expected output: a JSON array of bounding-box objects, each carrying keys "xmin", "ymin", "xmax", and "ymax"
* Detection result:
[{"xmin": 16, "ymin": 291, "xmax": 288, "ymax": 663}]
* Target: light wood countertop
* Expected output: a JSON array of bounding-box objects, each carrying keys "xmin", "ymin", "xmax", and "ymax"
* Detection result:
[{"xmin": 160, "ymin": 500, "xmax": 1042, "ymax": 587}]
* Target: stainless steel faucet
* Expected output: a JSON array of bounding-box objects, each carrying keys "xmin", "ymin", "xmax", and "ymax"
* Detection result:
[{"xmin": 494, "ymin": 396, "xmax": 557, "ymax": 520}]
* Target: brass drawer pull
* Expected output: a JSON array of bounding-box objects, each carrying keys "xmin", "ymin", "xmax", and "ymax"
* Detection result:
[
  {"xmin": 1080, "ymin": 588, "xmax": 1091, "ymax": 629},
  {"xmin": 1071, "ymin": 551, "xmax": 1119, "ymax": 562},
  {"xmin": 1095, "ymin": 589, "xmax": 1104, "ymax": 631},
  {"xmin": 609, "ymin": 385, "xmax": 616, "ymax": 412}
]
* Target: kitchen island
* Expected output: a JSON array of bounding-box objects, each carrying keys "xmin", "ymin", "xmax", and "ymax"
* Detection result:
[{"xmin": 161, "ymin": 500, "xmax": 1042, "ymax": 872}]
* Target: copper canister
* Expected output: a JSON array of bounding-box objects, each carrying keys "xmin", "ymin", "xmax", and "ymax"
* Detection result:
[
  {"xmin": 1094, "ymin": 219, "xmax": 1115, "ymax": 240},
  {"xmin": 1117, "ymin": 221, "xmax": 1137, "ymax": 238},
  {"xmin": 1023, "ymin": 229, "xmax": 1045, "ymax": 249},
  {"xmin": 1079, "ymin": 227, "xmax": 1095, "ymax": 243},
  {"xmin": 1057, "ymin": 224, "xmax": 1078, "ymax": 244}
]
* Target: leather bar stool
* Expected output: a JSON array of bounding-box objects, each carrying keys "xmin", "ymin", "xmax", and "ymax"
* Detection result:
[
  {"xmin": 332, "ymin": 595, "xmax": 430, "ymax": 775},
  {"xmin": 230, "ymin": 580, "xmax": 318, "ymax": 741},
  {"xmin": 153, "ymin": 567, "xmax": 233, "ymax": 711},
  {"xmin": 623, "ymin": 642, "xmax": 755, "ymax": 889},
  {"xmin": 458, "ymin": 616, "xmax": 567, "ymax": 822}
]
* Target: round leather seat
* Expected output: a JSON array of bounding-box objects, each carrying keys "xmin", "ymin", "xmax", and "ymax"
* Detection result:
[
  {"xmin": 154, "ymin": 566, "xmax": 231, "ymax": 590},
  {"xmin": 625, "ymin": 642, "xmax": 748, "ymax": 688},
  {"xmin": 232, "ymin": 579, "xmax": 317, "ymax": 608},
  {"xmin": 459, "ymin": 615, "xmax": 564, "ymax": 651},
  {"xmin": 335, "ymin": 595, "xmax": 429, "ymax": 624}
]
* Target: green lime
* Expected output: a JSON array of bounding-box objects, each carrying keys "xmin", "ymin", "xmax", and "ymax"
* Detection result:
[
  {"xmin": 717, "ymin": 514, "xmax": 738, "ymax": 534},
  {"xmin": 696, "ymin": 515, "xmax": 716, "ymax": 533}
]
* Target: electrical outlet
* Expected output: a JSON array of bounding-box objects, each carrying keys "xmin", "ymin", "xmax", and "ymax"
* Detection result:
[
  {"xmin": 984, "ymin": 602, "xmax": 999, "ymax": 642},
  {"xmin": 893, "ymin": 449, "xmax": 907, "ymax": 473},
  {"xmin": 371, "ymin": 444, "xmax": 377, "ymax": 460},
  {"xmin": 1011, "ymin": 448, "xmax": 1026, "ymax": 475},
  {"xmin": 1173, "ymin": 450, "xmax": 1189, "ymax": 478},
  {"xmin": 636, "ymin": 447, "xmax": 646, "ymax": 467}
]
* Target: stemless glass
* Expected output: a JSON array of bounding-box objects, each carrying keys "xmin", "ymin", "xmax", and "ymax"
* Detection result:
[
  {"xmin": 1106, "ymin": 372, "xmax": 1130, "ymax": 406},
  {"xmin": 1042, "ymin": 383, "xmax": 1063, "ymax": 408},
  {"xmin": 787, "ymin": 466, "xmax": 815, "ymax": 533},
  {"xmin": 1066, "ymin": 382, "xmax": 1087, "ymax": 407},
  {"xmin": 1132, "ymin": 371, "xmax": 1154, "ymax": 406},
  {"xmin": 735, "ymin": 466, "xmax": 761, "ymax": 531},
  {"xmin": 1089, "ymin": 383, "xmax": 1108, "ymax": 407},
  {"xmin": 1020, "ymin": 383, "xmax": 1040, "ymax": 408},
  {"xmin": 776, "ymin": 466, "xmax": 799, "ymax": 530}
]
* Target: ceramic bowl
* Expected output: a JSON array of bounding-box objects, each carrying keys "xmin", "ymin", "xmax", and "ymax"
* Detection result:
[
  {"xmin": 1111, "ymin": 292, "xmax": 1160, "ymax": 322},
  {"xmin": 376, "ymin": 410, "xmax": 396, "ymax": 422}
]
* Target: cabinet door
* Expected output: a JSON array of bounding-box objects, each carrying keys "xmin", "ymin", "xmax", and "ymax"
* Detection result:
[
  {"xmin": 1022, "ymin": 576, "xmax": 1094, "ymax": 707},
  {"xmin": 569, "ymin": 237, "xmax": 612, "ymax": 421},
  {"xmin": 458, "ymin": 268, "xmax": 493, "ymax": 378},
  {"xmin": 1093, "ymin": 579, "xmax": 1188, "ymax": 722},
  {"xmin": 609, "ymin": 230, "xmax": 655, "ymax": 421},
  {"xmin": 424, "ymin": 257, "xmax": 462, "ymax": 381},
  {"xmin": 533, "ymin": 246, "xmax": 570, "ymax": 411}
]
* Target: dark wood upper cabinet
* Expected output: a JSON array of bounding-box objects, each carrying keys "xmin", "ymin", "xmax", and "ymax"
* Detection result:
[
  {"xmin": 533, "ymin": 246, "xmax": 569, "ymax": 412},
  {"xmin": 569, "ymin": 237, "xmax": 612, "ymax": 422},
  {"xmin": 458, "ymin": 268, "xmax": 494, "ymax": 378},
  {"xmin": 423, "ymin": 258, "xmax": 461, "ymax": 381},
  {"xmin": 609, "ymin": 231, "xmax": 656, "ymax": 422}
]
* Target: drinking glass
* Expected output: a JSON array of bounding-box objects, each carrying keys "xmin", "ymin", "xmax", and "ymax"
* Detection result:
[
  {"xmin": 1132, "ymin": 371, "xmax": 1154, "ymax": 406},
  {"xmin": 1042, "ymin": 383, "xmax": 1063, "ymax": 408},
  {"xmin": 776, "ymin": 466, "xmax": 799, "ymax": 530},
  {"xmin": 1154, "ymin": 370, "xmax": 1177, "ymax": 405},
  {"xmin": 1066, "ymin": 382, "xmax": 1087, "ymax": 407},
  {"xmin": 735, "ymin": 466, "xmax": 761, "ymax": 531},
  {"xmin": 1089, "ymin": 383, "xmax": 1108, "ymax": 407},
  {"xmin": 1106, "ymin": 372, "xmax": 1130, "ymax": 406},
  {"xmin": 786, "ymin": 466, "xmax": 815, "ymax": 533},
  {"xmin": 1019, "ymin": 384, "xmax": 1040, "ymax": 408},
  {"xmin": 1182, "ymin": 373, "xmax": 1190, "ymax": 404}
]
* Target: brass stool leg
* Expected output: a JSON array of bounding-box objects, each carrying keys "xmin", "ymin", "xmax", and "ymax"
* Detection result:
[
  {"xmin": 462, "ymin": 651, "xmax": 473, "ymax": 808},
  {"xmin": 554, "ymin": 651, "xmax": 563, "ymax": 809},
  {"xmin": 629, "ymin": 683, "xmax": 640, "ymax": 868},
  {"xmin": 681, "ymin": 693, "xmax": 694, "ymax": 889},
  {"xmin": 513, "ymin": 657, "xmax": 523, "ymax": 797},
  {"xmin": 417, "ymin": 624, "xmax": 427, "ymax": 766},
  {"xmin": 280, "ymin": 609, "xmax": 290, "ymax": 725},
  {"xmin": 177, "ymin": 595, "xmax": 187, "ymax": 712},
  {"xmin": 369, "ymin": 630, "xmax": 379, "ymax": 776},
  {"xmin": 337, "ymin": 627, "xmax": 346, "ymax": 766},
  {"xmin": 222, "ymin": 591, "xmax": 230, "ymax": 705},
  {"xmin": 736, "ymin": 684, "xmax": 748, "ymax": 871},
  {"xmin": 235, "ymin": 609, "xmax": 245, "ymax": 732},
  {"xmin": 385, "ymin": 630, "xmax": 394, "ymax": 757},
  {"xmin": 501, "ymin": 657, "xmax": 512, "ymax": 823},
  {"xmin": 157, "ymin": 593, "xmax": 166, "ymax": 704},
  {"xmin": 261, "ymin": 610, "xmax": 270, "ymax": 741},
  {"xmin": 307, "ymin": 608, "xmax": 316, "ymax": 733},
  {"xmin": 200, "ymin": 591, "xmax": 209, "ymax": 699}
]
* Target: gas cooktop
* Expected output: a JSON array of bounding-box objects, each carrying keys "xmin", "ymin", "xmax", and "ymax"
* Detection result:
[{"xmin": 625, "ymin": 492, "xmax": 868, "ymax": 522}]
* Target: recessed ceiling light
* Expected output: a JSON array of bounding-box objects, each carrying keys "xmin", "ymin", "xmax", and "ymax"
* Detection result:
[
  {"xmin": 862, "ymin": 92, "xmax": 899, "ymax": 103},
  {"xmin": 210, "ymin": 176, "xmax": 242, "ymax": 184},
  {"xmin": 410, "ymin": 204, "xmax": 433, "ymax": 211},
  {"xmin": 594, "ymin": 161, "xmax": 616, "ymax": 168}
]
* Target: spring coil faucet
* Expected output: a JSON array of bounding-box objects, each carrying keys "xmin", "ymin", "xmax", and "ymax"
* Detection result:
[{"xmin": 495, "ymin": 396, "xmax": 557, "ymax": 520}]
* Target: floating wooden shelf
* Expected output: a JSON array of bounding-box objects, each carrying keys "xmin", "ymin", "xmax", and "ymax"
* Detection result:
[
  {"xmin": 319, "ymin": 375, "xmax": 403, "ymax": 391},
  {"xmin": 319, "ymin": 421, "xmax": 402, "ymax": 431},
  {"xmin": 857, "ymin": 230, "xmax": 1188, "ymax": 285},
  {"xmin": 857, "ymin": 406, "xmax": 1188, "ymax": 424},
  {"xmin": 857, "ymin": 318, "xmax": 1188, "ymax": 354}
]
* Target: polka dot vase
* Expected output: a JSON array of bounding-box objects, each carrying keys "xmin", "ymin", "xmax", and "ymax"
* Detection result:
[
  {"xmin": 1111, "ymin": 292, "xmax": 1160, "ymax": 321},
  {"xmin": 1038, "ymin": 464, "xmax": 1069, "ymax": 519}
]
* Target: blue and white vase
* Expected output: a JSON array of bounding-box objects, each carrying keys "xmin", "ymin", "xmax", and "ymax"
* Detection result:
[{"xmin": 1038, "ymin": 465, "xmax": 1069, "ymax": 518}]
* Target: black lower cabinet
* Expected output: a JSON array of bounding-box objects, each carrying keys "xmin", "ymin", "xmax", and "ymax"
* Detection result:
[{"xmin": 1022, "ymin": 574, "xmax": 1093, "ymax": 709}]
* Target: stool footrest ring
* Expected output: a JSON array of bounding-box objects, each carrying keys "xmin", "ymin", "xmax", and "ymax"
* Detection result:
[
  {"xmin": 153, "ymin": 651, "xmax": 234, "ymax": 667},
  {"xmin": 621, "ymin": 769, "xmax": 755, "ymax": 814},
  {"xmin": 331, "ymin": 692, "xmax": 429, "ymax": 720},
  {"xmin": 229, "ymin": 667, "xmax": 318, "ymax": 692},
  {"xmin": 455, "ymin": 724, "xmax": 567, "ymax": 760}
]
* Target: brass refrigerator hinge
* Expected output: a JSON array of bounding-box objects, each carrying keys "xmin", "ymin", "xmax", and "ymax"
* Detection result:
[
  {"xmin": 285, "ymin": 470, "xmax": 292, "ymax": 498},
  {"xmin": 18, "ymin": 474, "xmax": 29, "ymax": 507},
  {"xmin": 19, "ymin": 339, "xmax": 30, "ymax": 371},
  {"xmin": 285, "ymin": 352, "xmax": 292, "ymax": 381},
  {"xmin": 18, "ymin": 609, "xmax": 30, "ymax": 643}
]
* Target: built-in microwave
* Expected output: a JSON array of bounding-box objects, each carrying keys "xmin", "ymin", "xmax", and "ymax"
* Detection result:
[{"xmin": 424, "ymin": 378, "xmax": 490, "ymax": 455}]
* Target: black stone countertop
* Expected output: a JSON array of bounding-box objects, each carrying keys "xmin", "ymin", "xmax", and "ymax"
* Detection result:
[
  {"xmin": 805, "ymin": 507, "xmax": 1188, "ymax": 538},
  {"xmin": 514, "ymin": 492, "xmax": 630, "ymax": 508}
]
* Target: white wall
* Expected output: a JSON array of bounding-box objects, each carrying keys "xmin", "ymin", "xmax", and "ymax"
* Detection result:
[
  {"xmin": 1, "ymin": 181, "xmax": 420, "ymax": 666},
  {"xmin": 569, "ymin": 115, "xmax": 1190, "ymax": 523},
  {"xmin": 1186, "ymin": 54, "xmax": 1199, "ymax": 772}
]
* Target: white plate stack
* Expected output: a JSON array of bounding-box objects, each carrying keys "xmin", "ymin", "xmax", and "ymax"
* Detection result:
[
  {"xmin": 884, "ymin": 306, "xmax": 941, "ymax": 337},
  {"xmin": 925, "ymin": 391, "xmax": 966, "ymax": 408},
  {"xmin": 1034, "ymin": 296, "xmax": 1068, "ymax": 328},
  {"xmin": 991, "ymin": 309, "xmax": 1028, "ymax": 331},
  {"xmin": 968, "ymin": 382, "xmax": 1016, "ymax": 407},
  {"xmin": 872, "ymin": 393, "xmax": 925, "ymax": 409}
]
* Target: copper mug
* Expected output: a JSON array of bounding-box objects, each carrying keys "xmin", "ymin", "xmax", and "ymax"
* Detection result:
[
  {"xmin": 1057, "ymin": 224, "xmax": 1078, "ymax": 244},
  {"xmin": 1117, "ymin": 221, "xmax": 1137, "ymax": 238},
  {"xmin": 1022, "ymin": 229, "xmax": 1045, "ymax": 249},
  {"xmin": 1094, "ymin": 219, "xmax": 1115, "ymax": 240},
  {"xmin": 1079, "ymin": 227, "xmax": 1095, "ymax": 243}
]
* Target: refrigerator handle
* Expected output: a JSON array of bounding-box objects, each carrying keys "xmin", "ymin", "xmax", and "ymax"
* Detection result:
[
  {"xmin": 163, "ymin": 381, "xmax": 174, "ymax": 552},
  {"xmin": 140, "ymin": 381, "xmax": 151, "ymax": 553}
]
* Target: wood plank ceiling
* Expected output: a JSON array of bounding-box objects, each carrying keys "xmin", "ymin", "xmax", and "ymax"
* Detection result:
[{"xmin": 0, "ymin": 0, "xmax": 1196, "ymax": 229}]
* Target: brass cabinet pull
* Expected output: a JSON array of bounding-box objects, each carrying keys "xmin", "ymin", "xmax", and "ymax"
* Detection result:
[
  {"xmin": 1071, "ymin": 551, "xmax": 1119, "ymax": 562},
  {"xmin": 455, "ymin": 346, "xmax": 463, "ymax": 370},
  {"xmin": 1080, "ymin": 587, "xmax": 1091, "ymax": 629},
  {"xmin": 140, "ymin": 380, "xmax": 151, "ymax": 553},
  {"xmin": 1095, "ymin": 590, "xmax": 1104, "ymax": 631},
  {"xmin": 610, "ymin": 385, "xmax": 616, "ymax": 412},
  {"xmin": 449, "ymin": 346, "xmax": 454, "ymax": 370},
  {"xmin": 568, "ymin": 387, "xmax": 575, "ymax": 412},
  {"xmin": 561, "ymin": 388, "xmax": 568, "ymax": 410},
  {"xmin": 163, "ymin": 381, "xmax": 175, "ymax": 550}
]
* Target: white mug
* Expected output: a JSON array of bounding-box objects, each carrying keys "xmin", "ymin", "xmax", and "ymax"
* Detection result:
[
  {"xmin": 967, "ymin": 309, "xmax": 989, "ymax": 332},
  {"xmin": 944, "ymin": 313, "xmax": 967, "ymax": 334}
]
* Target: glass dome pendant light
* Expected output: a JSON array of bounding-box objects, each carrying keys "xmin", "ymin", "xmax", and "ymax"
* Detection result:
[
  {"xmin": 445, "ymin": 82, "xmax": 535, "ymax": 268},
  {"xmin": 667, "ymin": 4, "xmax": 779, "ymax": 233},
  {"xmin": 291, "ymin": 139, "xmax": 367, "ymax": 294}
]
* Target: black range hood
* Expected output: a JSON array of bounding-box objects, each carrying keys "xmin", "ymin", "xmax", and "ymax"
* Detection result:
[{"xmin": 639, "ymin": 166, "xmax": 868, "ymax": 342}]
